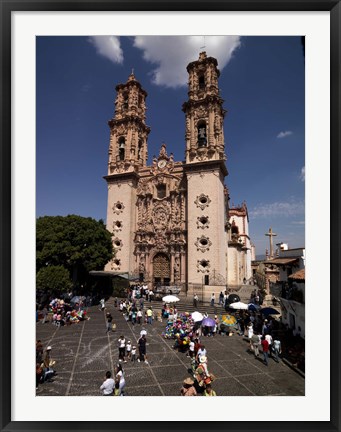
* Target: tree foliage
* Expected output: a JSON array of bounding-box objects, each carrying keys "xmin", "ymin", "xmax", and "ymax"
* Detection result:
[
  {"xmin": 36, "ymin": 215, "xmax": 113, "ymax": 286},
  {"xmin": 36, "ymin": 265, "xmax": 72, "ymax": 293}
]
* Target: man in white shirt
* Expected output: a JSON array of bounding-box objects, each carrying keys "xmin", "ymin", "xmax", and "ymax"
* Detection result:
[
  {"xmin": 100, "ymin": 371, "xmax": 115, "ymax": 395},
  {"xmin": 196, "ymin": 345, "xmax": 207, "ymax": 362},
  {"xmin": 188, "ymin": 340, "xmax": 195, "ymax": 358},
  {"xmin": 265, "ymin": 333, "xmax": 273, "ymax": 357}
]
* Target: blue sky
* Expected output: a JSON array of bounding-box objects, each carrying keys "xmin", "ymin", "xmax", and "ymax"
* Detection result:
[{"xmin": 36, "ymin": 36, "xmax": 305, "ymax": 257}]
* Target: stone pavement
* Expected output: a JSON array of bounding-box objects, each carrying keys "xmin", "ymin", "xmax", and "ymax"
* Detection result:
[{"xmin": 36, "ymin": 298, "xmax": 305, "ymax": 397}]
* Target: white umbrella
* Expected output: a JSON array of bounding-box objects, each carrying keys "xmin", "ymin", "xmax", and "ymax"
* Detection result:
[
  {"xmin": 228, "ymin": 301, "xmax": 249, "ymax": 310},
  {"xmin": 191, "ymin": 311, "xmax": 204, "ymax": 322},
  {"xmin": 162, "ymin": 295, "xmax": 180, "ymax": 303}
]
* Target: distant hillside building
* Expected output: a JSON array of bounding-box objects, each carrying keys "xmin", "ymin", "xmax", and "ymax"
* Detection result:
[{"xmin": 104, "ymin": 52, "xmax": 252, "ymax": 292}]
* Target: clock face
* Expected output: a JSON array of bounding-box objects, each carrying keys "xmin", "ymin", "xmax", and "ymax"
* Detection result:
[{"xmin": 158, "ymin": 159, "xmax": 167, "ymax": 168}]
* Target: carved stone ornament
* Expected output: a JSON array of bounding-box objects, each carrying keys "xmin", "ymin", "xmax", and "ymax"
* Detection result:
[
  {"xmin": 112, "ymin": 201, "xmax": 125, "ymax": 214},
  {"xmin": 194, "ymin": 194, "xmax": 211, "ymax": 210},
  {"xmin": 196, "ymin": 106, "xmax": 207, "ymax": 119},
  {"xmin": 197, "ymin": 259, "xmax": 211, "ymax": 273},
  {"xmin": 195, "ymin": 235, "xmax": 212, "ymax": 252},
  {"xmin": 111, "ymin": 258, "xmax": 121, "ymax": 271},
  {"xmin": 113, "ymin": 237, "xmax": 123, "ymax": 251},
  {"xmin": 196, "ymin": 215, "xmax": 210, "ymax": 229},
  {"xmin": 196, "ymin": 148, "xmax": 208, "ymax": 161},
  {"xmin": 116, "ymin": 125, "xmax": 125, "ymax": 136},
  {"xmin": 113, "ymin": 220, "xmax": 123, "ymax": 231},
  {"xmin": 152, "ymin": 204, "xmax": 169, "ymax": 230},
  {"xmin": 150, "ymin": 143, "xmax": 175, "ymax": 175},
  {"xmin": 154, "ymin": 231, "xmax": 167, "ymax": 251}
]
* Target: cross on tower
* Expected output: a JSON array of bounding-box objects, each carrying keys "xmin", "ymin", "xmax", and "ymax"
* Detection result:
[
  {"xmin": 265, "ymin": 227, "xmax": 277, "ymax": 259},
  {"xmin": 200, "ymin": 35, "xmax": 206, "ymax": 50}
]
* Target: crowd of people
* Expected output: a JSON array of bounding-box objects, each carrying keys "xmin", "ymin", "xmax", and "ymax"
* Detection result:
[
  {"xmin": 98, "ymin": 329, "xmax": 149, "ymax": 396},
  {"xmin": 100, "ymin": 365, "xmax": 126, "ymax": 396},
  {"xmin": 37, "ymin": 297, "xmax": 90, "ymax": 326},
  {"xmin": 115, "ymin": 298, "xmax": 156, "ymax": 326},
  {"xmin": 37, "ymin": 283, "xmax": 292, "ymax": 396}
]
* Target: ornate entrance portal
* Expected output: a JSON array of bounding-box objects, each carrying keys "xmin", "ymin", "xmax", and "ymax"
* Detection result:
[{"xmin": 153, "ymin": 253, "xmax": 170, "ymax": 286}]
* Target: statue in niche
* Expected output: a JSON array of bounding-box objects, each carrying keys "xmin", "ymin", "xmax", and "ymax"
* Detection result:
[
  {"xmin": 214, "ymin": 114, "xmax": 220, "ymax": 134},
  {"xmin": 174, "ymin": 255, "xmax": 180, "ymax": 280},
  {"xmin": 139, "ymin": 254, "xmax": 146, "ymax": 272}
]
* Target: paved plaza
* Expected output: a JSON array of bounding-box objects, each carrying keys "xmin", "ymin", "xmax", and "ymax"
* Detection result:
[{"xmin": 36, "ymin": 298, "xmax": 305, "ymax": 397}]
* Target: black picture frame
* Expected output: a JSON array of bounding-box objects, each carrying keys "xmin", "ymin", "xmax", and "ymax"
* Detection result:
[{"xmin": 1, "ymin": 1, "xmax": 340, "ymax": 431}]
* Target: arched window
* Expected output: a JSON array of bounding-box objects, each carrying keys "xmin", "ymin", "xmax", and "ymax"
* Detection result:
[
  {"xmin": 156, "ymin": 184, "xmax": 166, "ymax": 199},
  {"xmin": 123, "ymin": 92, "xmax": 129, "ymax": 111},
  {"xmin": 118, "ymin": 137, "xmax": 125, "ymax": 160},
  {"xmin": 197, "ymin": 121, "xmax": 207, "ymax": 147},
  {"xmin": 231, "ymin": 220, "xmax": 239, "ymax": 236},
  {"xmin": 198, "ymin": 74, "xmax": 205, "ymax": 90}
]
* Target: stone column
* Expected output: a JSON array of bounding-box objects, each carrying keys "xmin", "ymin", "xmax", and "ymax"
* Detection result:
[
  {"xmin": 180, "ymin": 251, "xmax": 186, "ymax": 283},
  {"xmin": 170, "ymin": 252, "xmax": 175, "ymax": 284},
  {"xmin": 146, "ymin": 251, "xmax": 152, "ymax": 285}
]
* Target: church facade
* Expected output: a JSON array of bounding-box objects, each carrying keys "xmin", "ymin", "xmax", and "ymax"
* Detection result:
[{"xmin": 104, "ymin": 52, "xmax": 252, "ymax": 290}]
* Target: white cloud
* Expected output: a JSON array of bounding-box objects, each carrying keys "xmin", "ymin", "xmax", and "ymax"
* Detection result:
[
  {"xmin": 133, "ymin": 36, "xmax": 241, "ymax": 88},
  {"xmin": 300, "ymin": 166, "xmax": 305, "ymax": 182},
  {"xmin": 277, "ymin": 131, "xmax": 293, "ymax": 139},
  {"xmin": 250, "ymin": 199, "xmax": 305, "ymax": 218},
  {"xmin": 88, "ymin": 36, "xmax": 123, "ymax": 64}
]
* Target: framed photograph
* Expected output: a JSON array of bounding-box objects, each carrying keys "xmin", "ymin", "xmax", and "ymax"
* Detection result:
[{"xmin": 1, "ymin": 1, "xmax": 340, "ymax": 431}]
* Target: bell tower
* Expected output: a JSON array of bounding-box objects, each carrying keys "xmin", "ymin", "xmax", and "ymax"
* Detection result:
[
  {"xmin": 107, "ymin": 72, "xmax": 150, "ymax": 174},
  {"xmin": 184, "ymin": 52, "xmax": 228, "ymax": 286},
  {"xmin": 182, "ymin": 51, "xmax": 226, "ymax": 163},
  {"xmin": 105, "ymin": 72, "xmax": 150, "ymax": 274}
]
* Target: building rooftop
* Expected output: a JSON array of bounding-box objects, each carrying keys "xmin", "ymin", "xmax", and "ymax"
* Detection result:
[
  {"xmin": 288, "ymin": 268, "xmax": 305, "ymax": 281},
  {"xmin": 264, "ymin": 258, "xmax": 299, "ymax": 265}
]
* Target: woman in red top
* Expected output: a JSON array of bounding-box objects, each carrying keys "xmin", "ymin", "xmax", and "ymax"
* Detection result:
[{"xmin": 261, "ymin": 336, "xmax": 269, "ymax": 366}]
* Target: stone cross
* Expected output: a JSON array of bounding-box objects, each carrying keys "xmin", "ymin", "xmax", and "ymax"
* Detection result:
[{"xmin": 265, "ymin": 227, "xmax": 277, "ymax": 259}]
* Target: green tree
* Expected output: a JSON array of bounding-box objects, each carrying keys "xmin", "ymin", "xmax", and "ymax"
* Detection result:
[
  {"xmin": 36, "ymin": 215, "xmax": 113, "ymax": 287},
  {"xmin": 36, "ymin": 265, "xmax": 72, "ymax": 293}
]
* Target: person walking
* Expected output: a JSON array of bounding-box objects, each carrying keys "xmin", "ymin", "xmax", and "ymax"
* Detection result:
[
  {"xmin": 114, "ymin": 364, "xmax": 126, "ymax": 396},
  {"xmin": 265, "ymin": 333, "xmax": 273, "ymax": 357},
  {"xmin": 118, "ymin": 335, "xmax": 127, "ymax": 363},
  {"xmin": 251, "ymin": 331, "xmax": 260, "ymax": 358},
  {"xmin": 99, "ymin": 298, "xmax": 105, "ymax": 311},
  {"xmin": 193, "ymin": 293, "xmax": 199, "ymax": 308},
  {"xmin": 196, "ymin": 344, "xmax": 207, "ymax": 363},
  {"xmin": 210, "ymin": 293, "xmax": 215, "ymax": 307},
  {"xmin": 261, "ymin": 336, "xmax": 270, "ymax": 366},
  {"xmin": 126, "ymin": 340, "xmax": 132, "ymax": 360},
  {"xmin": 100, "ymin": 371, "xmax": 115, "ymax": 395},
  {"xmin": 247, "ymin": 322, "xmax": 254, "ymax": 350},
  {"xmin": 138, "ymin": 334, "xmax": 148, "ymax": 364},
  {"xmin": 146, "ymin": 307, "xmax": 153, "ymax": 325},
  {"xmin": 272, "ymin": 337, "xmax": 282, "ymax": 362},
  {"xmin": 106, "ymin": 312, "xmax": 113, "ymax": 334},
  {"xmin": 131, "ymin": 345, "xmax": 137, "ymax": 363}
]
